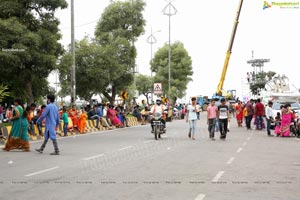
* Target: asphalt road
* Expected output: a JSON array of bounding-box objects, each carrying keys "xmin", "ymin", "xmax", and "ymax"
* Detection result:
[{"xmin": 1, "ymin": 113, "xmax": 299, "ymax": 200}]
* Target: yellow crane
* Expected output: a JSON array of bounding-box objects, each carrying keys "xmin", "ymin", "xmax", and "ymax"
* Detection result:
[{"xmin": 215, "ymin": 0, "xmax": 243, "ymax": 98}]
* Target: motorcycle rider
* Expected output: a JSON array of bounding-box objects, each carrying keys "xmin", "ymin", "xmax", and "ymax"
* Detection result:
[{"xmin": 150, "ymin": 98, "xmax": 167, "ymax": 133}]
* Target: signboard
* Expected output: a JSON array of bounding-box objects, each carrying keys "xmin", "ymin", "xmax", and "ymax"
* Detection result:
[
  {"xmin": 153, "ymin": 83, "xmax": 162, "ymax": 94},
  {"xmin": 120, "ymin": 91, "xmax": 128, "ymax": 100}
]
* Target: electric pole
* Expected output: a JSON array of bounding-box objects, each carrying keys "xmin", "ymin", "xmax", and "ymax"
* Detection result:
[
  {"xmin": 71, "ymin": 0, "xmax": 76, "ymax": 104},
  {"xmin": 163, "ymin": 0, "xmax": 177, "ymax": 96}
]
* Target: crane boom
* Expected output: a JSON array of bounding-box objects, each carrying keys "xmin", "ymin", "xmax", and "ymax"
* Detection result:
[{"xmin": 216, "ymin": 0, "xmax": 243, "ymax": 97}]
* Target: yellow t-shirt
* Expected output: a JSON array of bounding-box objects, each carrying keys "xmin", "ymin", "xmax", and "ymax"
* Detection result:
[{"xmin": 243, "ymin": 107, "xmax": 248, "ymax": 117}]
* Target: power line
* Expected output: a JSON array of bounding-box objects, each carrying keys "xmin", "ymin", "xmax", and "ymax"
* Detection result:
[{"xmin": 60, "ymin": 19, "xmax": 99, "ymax": 30}]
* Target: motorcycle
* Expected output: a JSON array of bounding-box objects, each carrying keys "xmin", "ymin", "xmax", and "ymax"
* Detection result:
[{"xmin": 151, "ymin": 112, "xmax": 166, "ymax": 140}]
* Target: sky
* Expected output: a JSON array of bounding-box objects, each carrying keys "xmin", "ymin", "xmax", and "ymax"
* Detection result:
[{"xmin": 53, "ymin": 0, "xmax": 300, "ymax": 102}]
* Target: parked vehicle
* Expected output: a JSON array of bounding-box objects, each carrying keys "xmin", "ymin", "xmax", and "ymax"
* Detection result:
[{"xmin": 270, "ymin": 102, "xmax": 300, "ymax": 137}]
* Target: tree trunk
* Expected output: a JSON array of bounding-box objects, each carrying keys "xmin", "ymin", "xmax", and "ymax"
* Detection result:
[
  {"xmin": 25, "ymin": 80, "xmax": 34, "ymax": 105},
  {"xmin": 111, "ymin": 85, "xmax": 116, "ymax": 105},
  {"xmin": 102, "ymin": 91, "xmax": 115, "ymax": 105},
  {"xmin": 144, "ymin": 93, "xmax": 149, "ymax": 105}
]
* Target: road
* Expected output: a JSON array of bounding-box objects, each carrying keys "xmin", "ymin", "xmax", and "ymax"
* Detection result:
[{"xmin": 0, "ymin": 112, "xmax": 299, "ymax": 200}]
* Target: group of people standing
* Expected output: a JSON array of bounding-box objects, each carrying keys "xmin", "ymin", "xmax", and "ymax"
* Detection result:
[
  {"xmin": 267, "ymin": 102, "xmax": 298, "ymax": 137},
  {"xmin": 235, "ymin": 98, "xmax": 265, "ymax": 131},
  {"xmin": 235, "ymin": 98, "xmax": 297, "ymax": 137},
  {"xmin": 187, "ymin": 96, "xmax": 298, "ymax": 141},
  {"xmin": 186, "ymin": 97, "xmax": 230, "ymax": 141},
  {"xmin": 3, "ymin": 94, "xmax": 297, "ymax": 155}
]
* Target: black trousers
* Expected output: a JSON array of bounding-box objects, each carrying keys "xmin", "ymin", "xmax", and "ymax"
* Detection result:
[
  {"xmin": 219, "ymin": 118, "xmax": 228, "ymax": 139},
  {"xmin": 208, "ymin": 118, "xmax": 216, "ymax": 138},
  {"xmin": 246, "ymin": 115, "xmax": 253, "ymax": 130}
]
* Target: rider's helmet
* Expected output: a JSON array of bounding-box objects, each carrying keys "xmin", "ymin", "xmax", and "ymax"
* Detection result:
[{"xmin": 156, "ymin": 98, "xmax": 162, "ymax": 105}]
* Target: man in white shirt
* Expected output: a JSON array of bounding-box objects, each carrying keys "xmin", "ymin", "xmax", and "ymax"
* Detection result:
[
  {"xmin": 186, "ymin": 97, "xmax": 198, "ymax": 140},
  {"xmin": 196, "ymin": 102, "xmax": 201, "ymax": 120},
  {"xmin": 265, "ymin": 101, "xmax": 274, "ymax": 136},
  {"xmin": 217, "ymin": 98, "xmax": 230, "ymax": 140}
]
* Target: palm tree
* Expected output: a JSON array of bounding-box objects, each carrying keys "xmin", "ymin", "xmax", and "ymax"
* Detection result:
[{"xmin": 0, "ymin": 84, "xmax": 10, "ymax": 103}]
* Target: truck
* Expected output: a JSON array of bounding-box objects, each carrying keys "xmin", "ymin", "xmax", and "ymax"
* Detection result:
[{"xmin": 195, "ymin": 95, "xmax": 210, "ymax": 111}]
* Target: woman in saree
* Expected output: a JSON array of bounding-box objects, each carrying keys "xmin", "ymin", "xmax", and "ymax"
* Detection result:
[
  {"xmin": 279, "ymin": 105, "xmax": 292, "ymax": 137},
  {"xmin": 235, "ymin": 100, "xmax": 244, "ymax": 127},
  {"xmin": 107, "ymin": 105, "xmax": 123, "ymax": 128},
  {"xmin": 3, "ymin": 98, "xmax": 30, "ymax": 151},
  {"xmin": 68, "ymin": 105, "xmax": 79, "ymax": 129}
]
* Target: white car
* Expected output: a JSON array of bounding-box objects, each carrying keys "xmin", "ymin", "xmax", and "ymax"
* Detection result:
[
  {"xmin": 272, "ymin": 102, "xmax": 300, "ymax": 118},
  {"xmin": 270, "ymin": 102, "xmax": 300, "ymax": 129}
]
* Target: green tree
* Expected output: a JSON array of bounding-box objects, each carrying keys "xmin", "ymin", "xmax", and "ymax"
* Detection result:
[
  {"xmin": 58, "ymin": 53, "xmax": 72, "ymax": 98},
  {"xmin": 95, "ymin": 0, "xmax": 145, "ymax": 104},
  {"xmin": 135, "ymin": 74, "xmax": 152, "ymax": 104},
  {"xmin": 58, "ymin": 37, "xmax": 106, "ymax": 102},
  {"xmin": 250, "ymin": 71, "xmax": 276, "ymax": 95},
  {"xmin": 151, "ymin": 42, "xmax": 193, "ymax": 103},
  {"xmin": 0, "ymin": 0, "xmax": 67, "ymax": 104},
  {"xmin": 0, "ymin": 84, "xmax": 10, "ymax": 103}
]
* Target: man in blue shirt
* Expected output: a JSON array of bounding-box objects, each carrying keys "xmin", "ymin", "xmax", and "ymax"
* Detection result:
[
  {"xmin": 97, "ymin": 103, "xmax": 111, "ymax": 128},
  {"xmin": 35, "ymin": 94, "xmax": 60, "ymax": 155}
]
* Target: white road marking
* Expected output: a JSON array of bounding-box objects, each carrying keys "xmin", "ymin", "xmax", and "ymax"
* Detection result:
[
  {"xmin": 247, "ymin": 137, "xmax": 251, "ymax": 141},
  {"xmin": 226, "ymin": 157, "xmax": 235, "ymax": 165},
  {"xmin": 236, "ymin": 147, "xmax": 243, "ymax": 153},
  {"xmin": 24, "ymin": 166, "xmax": 59, "ymax": 177},
  {"xmin": 212, "ymin": 171, "xmax": 225, "ymax": 182},
  {"xmin": 167, "ymin": 147, "xmax": 171, "ymax": 150},
  {"xmin": 194, "ymin": 194, "xmax": 206, "ymax": 200},
  {"xmin": 118, "ymin": 146, "xmax": 133, "ymax": 151},
  {"xmin": 82, "ymin": 154, "xmax": 105, "ymax": 161},
  {"xmin": 243, "ymin": 142, "xmax": 247, "ymax": 146}
]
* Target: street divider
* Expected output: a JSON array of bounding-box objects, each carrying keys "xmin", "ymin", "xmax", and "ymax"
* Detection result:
[{"xmin": 0, "ymin": 116, "xmax": 142, "ymax": 143}]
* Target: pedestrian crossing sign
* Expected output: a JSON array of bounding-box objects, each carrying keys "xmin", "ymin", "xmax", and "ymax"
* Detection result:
[{"xmin": 153, "ymin": 83, "xmax": 162, "ymax": 94}]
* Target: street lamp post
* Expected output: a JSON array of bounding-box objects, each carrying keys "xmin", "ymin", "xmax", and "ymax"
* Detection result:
[
  {"xmin": 71, "ymin": 0, "xmax": 76, "ymax": 104},
  {"xmin": 163, "ymin": 0, "xmax": 177, "ymax": 96},
  {"xmin": 147, "ymin": 28, "xmax": 160, "ymax": 103}
]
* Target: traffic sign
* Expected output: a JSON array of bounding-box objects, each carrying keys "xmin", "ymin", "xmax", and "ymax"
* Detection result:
[
  {"xmin": 120, "ymin": 91, "xmax": 128, "ymax": 100},
  {"xmin": 153, "ymin": 83, "xmax": 162, "ymax": 94}
]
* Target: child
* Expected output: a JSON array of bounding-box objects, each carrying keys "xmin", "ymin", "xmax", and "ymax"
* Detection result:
[
  {"xmin": 62, "ymin": 107, "xmax": 69, "ymax": 137},
  {"xmin": 274, "ymin": 112, "xmax": 281, "ymax": 136},
  {"xmin": 6, "ymin": 107, "xmax": 13, "ymax": 121},
  {"xmin": 79, "ymin": 107, "xmax": 88, "ymax": 134}
]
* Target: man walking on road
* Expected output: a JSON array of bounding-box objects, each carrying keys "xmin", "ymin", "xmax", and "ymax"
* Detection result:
[
  {"xmin": 246, "ymin": 99, "xmax": 254, "ymax": 131},
  {"xmin": 207, "ymin": 99, "xmax": 218, "ymax": 141},
  {"xmin": 254, "ymin": 98, "xmax": 265, "ymax": 130},
  {"xmin": 265, "ymin": 101, "xmax": 274, "ymax": 136},
  {"xmin": 186, "ymin": 97, "xmax": 198, "ymax": 140},
  {"xmin": 35, "ymin": 94, "xmax": 60, "ymax": 155},
  {"xmin": 217, "ymin": 98, "xmax": 230, "ymax": 140}
]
